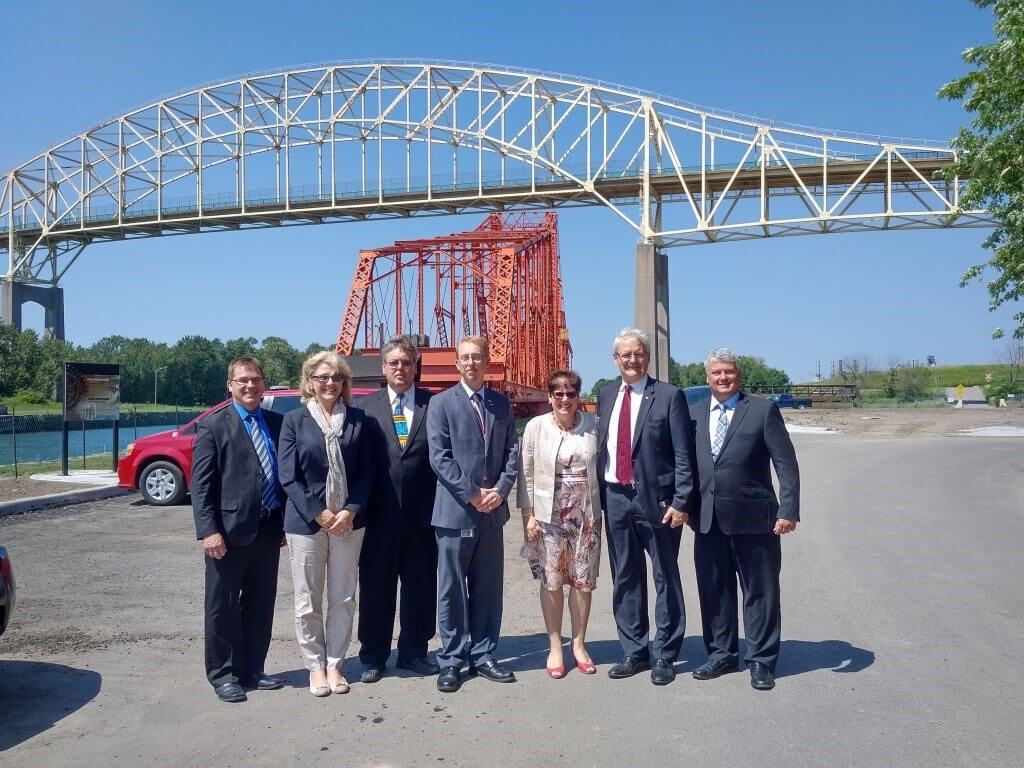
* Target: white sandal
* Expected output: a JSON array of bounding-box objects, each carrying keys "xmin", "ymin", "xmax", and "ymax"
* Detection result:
[
  {"xmin": 309, "ymin": 671, "xmax": 331, "ymax": 697},
  {"xmin": 327, "ymin": 674, "xmax": 350, "ymax": 694}
]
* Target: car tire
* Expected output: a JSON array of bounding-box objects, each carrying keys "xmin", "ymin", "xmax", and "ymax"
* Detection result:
[
  {"xmin": 796, "ymin": 404, "xmax": 808, "ymax": 410},
  {"xmin": 139, "ymin": 461, "xmax": 187, "ymax": 506}
]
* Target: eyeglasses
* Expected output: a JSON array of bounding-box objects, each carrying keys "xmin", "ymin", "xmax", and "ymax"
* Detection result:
[
  {"xmin": 385, "ymin": 360, "xmax": 414, "ymax": 369},
  {"xmin": 230, "ymin": 377, "xmax": 264, "ymax": 387},
  {"xmin": 311, "ymin": 374, "xmax": 345, "ymax": 383},
  {"xmin": 458, "ymin": 354, "xmax": 485, "ymax": 363},
  {"xmin": 551, "ymin": 391, "xmax": 578, "ymax": 399},
  {"xmin": 615, "ymin": 352, "xmax": 648, "ymax": 361}
]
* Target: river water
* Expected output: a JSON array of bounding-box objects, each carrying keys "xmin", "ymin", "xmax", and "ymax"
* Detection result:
[{"xmin": 0, "ymin": 423, "xmax": 180, "ymax": 465}]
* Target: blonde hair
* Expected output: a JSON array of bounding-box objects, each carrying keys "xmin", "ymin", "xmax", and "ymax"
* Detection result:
[{"xmin": 299, "ymin": 351, "xmax": 352, "ymax": 405}]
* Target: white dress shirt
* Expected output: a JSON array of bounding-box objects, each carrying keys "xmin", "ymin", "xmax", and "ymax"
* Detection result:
[
  {"xmin": 459, "ymin": 380, "xmax": 487, "ymax": 436},
  {"xmin": 603, "ymin": 377, "xmax": 647, "ymax": 484},
  {"xmin": 709, "ymin": 391, "xmax": 741, "ymax": 448},
  {"xmin": 388, "ymin": 385, "xmax": 415, "ymax": 433}
]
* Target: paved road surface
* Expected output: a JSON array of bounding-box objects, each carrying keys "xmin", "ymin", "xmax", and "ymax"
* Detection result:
[{"xmin": 1, "ymin": 434, "xmax": 1022, "ymax": 768}]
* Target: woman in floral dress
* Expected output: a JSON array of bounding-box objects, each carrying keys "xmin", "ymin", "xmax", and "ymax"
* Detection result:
[{"xmin": 517, "ymin": 370, "xmax": 603, "ymax": 678}]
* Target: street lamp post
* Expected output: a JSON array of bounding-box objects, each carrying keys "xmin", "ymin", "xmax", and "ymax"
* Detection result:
[{"xmin": 154, "ymin": 366, "xmax": 167, "ymax": 405}]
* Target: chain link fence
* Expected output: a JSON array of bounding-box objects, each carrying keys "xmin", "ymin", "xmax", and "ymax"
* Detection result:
[{"xmin": 0, "ymin": 406, "xmax": 203, "ymax": 478}]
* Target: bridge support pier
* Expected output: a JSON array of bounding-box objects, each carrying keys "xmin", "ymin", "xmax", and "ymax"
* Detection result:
[
  {"xmin": 634, "ymin": 243, "xmax": 670, "ymax": 381},
  {"xmin": 1, "ymin": 279, "xmax": 65, "ymax": 340}
]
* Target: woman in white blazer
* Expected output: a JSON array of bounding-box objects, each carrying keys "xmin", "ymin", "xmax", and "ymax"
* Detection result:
[{"xmin": 517, "ymin": 370, "xmax": 603, "ymax": 679}]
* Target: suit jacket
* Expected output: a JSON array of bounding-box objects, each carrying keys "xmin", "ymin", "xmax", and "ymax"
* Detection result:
[
  {"xmin": 278, "ymin": 404, "xmax": 375, "ymax": 535},
  {"xmin": 596, "ymin": 376, "xmax": 695, "ymax": 524},
  {"xmin": 693, "ymin": 392, "xmax": 800, "ymax": 535},
  {"xmin": 516, "ymin": 411, "xmax": 602, "ymax": 524},
  {"xmin": 191, "ymin": 404, "xmax": 285, "ymax": 546},
  {"xmin": 427, "ymin": 384, "xmax": 519, "ymax": 530},
  {"xmin": 355, "ymin": 386, "xmax": 436, "ymax": 529}
]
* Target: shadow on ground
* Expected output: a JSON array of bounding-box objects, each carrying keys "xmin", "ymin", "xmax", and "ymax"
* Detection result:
[
  {"xmin": 775, "ymin": 639, "xmax": 875, "ymax": 678},
  {"xmin": 0, "ymin": 660, "xmax": 101, "ymax": 752}
]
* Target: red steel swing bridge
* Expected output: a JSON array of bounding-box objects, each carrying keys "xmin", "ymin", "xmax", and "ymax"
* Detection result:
[{"xmin": 335, "ymin": 212, "xmax": 571, "ymax": 415}]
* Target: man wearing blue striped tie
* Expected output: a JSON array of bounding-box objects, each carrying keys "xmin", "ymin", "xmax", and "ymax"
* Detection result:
[{"xmin": 192, "ymin": 356, "xmax": 287, "ymax": 703}]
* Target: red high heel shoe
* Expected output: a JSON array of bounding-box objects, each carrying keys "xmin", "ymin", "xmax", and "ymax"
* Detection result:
[
  {"xmin": 576, "ymin": 660, "xmax": 596, "ymax": 675},
  {"xmin": 547, "ymin": 664, "xmax": 567, "ymax": 679}
]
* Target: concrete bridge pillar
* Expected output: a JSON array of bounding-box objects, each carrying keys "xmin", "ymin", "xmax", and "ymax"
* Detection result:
[
  {"xmin": 634, "ymin": 243, "xmax": 670, "ymax": 381},
  {"xmin": 1, "ymin": 279, "xmax": 66, "ymax": 340}
]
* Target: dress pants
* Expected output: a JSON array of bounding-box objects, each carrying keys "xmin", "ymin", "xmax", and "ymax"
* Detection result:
[
  {"xmin": 204, "ymin": 516, "xmax": 281, "ymax": 687},
  {"xmin": 603, "ymin": 484, "xmax": 685, "ymax": 661},
  {"xmin": 358, "ymin": 524, "xmax": 438, "ymax": 667},
  {"xmin": 287, "ymin": 527, "xmax": 365, "ymax": 671},
  {"xmin": 434, "ymin": 521, "xmax": 504, "ymax": 669},
  {"xmin": 694, "ymin": 514, "xmax": 782, "ymax": 671}
]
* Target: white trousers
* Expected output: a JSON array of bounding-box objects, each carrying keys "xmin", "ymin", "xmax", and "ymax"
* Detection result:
[{"xmin": 287, "ymin": 527, "xmax": 365, "ymax": 671}]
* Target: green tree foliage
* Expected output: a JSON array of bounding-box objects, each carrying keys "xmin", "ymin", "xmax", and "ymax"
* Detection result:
[
  {"xmin": 939, "ymin": 0, "xmax": 1024, "ymax": 338},
  {"xmin": 589, "ymin": 377, "xmax": 617, "ymax": 398}
]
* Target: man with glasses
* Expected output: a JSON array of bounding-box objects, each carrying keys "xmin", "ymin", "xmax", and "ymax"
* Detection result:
[
  {"xmin": 355, "ymin": 336, "xmax": 440, "ymax": 683},
  {"xmin": 191, "ymin": 356, "xmax": 286, "ymax": 703},
  {"xmin": 427, "ymin": 336, "xmax": 519, "ymax": 693},
  {"xmin": 596, "ymin": 328, "xmax": 696, "ymax": 685}
]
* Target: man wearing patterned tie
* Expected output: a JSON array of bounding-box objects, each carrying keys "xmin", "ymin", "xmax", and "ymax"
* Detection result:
[
  {"xmin": 691, "ymin": 348, "xmax": 800, "ymax": 691},
  {"xmin": 191, "ymin": 357, "xmax": 286, "ymax": 703},
  {"xmin": 427, "ymin": 335, "xmax": 519, "ymax": 693},
  {"xmin": 355, "ymin": 336, "xmax": 439, "ymax": 683},
  {"xmin": 596, "ymin": 328, "xmax": 695, "ymax": 685}
]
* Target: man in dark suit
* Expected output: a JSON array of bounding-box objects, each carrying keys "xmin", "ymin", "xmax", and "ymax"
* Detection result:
[
  {"xmin": 596, "ymin": 328, "xmax": 695, "ymax": 685},
  {"xmin": 691, "ymin": 348, "xmax": 800, "ymax": 691},
  {"xmin": 356, "ymin": 336, "xmax": 439, "ymax": 683},
  {"xmin": 191, "ymin": 356, "xmax": 286, "ymax": 703},
  {"xmin": 427, "ymin": 335, "xmax": 519, "ymax": 693}
]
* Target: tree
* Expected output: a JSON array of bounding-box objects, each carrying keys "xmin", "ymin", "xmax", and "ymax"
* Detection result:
[
  {"xmin": 258, "ymin": 336, "xmax": 301, "ymax": 387},
  {"xmin": 939, "ymin": 0, "xmax": 1024, "ymax": 339},
  {"xmin": 884, "ymin": 358, "xmax": 934, "ymax": 401},
  {"xmin": 589, "ymin": 377, "xmax": 616, "ymax": 398}
]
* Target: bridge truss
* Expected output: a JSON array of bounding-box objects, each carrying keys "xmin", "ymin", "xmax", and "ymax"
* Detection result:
[
  {"xmin": 1, "ymin": 60, "xmax": 994, "ymax": 288},
  {"xmin": 336, "ymin": 212, "xmax": 570, "ymax": 406}
]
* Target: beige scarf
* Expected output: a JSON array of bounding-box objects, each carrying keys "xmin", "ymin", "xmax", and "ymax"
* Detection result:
[{"xmin": 306, "ymin": 399, "xmax": 349, "ymax": 512}]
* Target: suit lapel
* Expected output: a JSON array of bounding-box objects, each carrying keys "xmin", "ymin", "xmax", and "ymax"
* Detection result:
[
  {"xmin": 698, "ymin": 398, "xmax": 712, "ymax": 456},
  {"xmin": 631, "ymin": 377, "xmax": 657, "ymax": 452},
  {"xmin": 483, "ymin": 388, "xmax": 497, "ymax": 456},
  {"xmin": 226, "ymin": 405, "xmax": 260, "ymax": 467},
  {"xmin": 716, "ymin": 392, "xmax": 749, "ymax": 461}
]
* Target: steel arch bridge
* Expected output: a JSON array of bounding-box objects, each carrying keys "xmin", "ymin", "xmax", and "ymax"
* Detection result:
[
  {"xmin": 0, "ymin": 60, "xmax": 996, "ymax": 373},
  {"xmin": 1, "ymin": 59, "xmax": 993, "ymax": 286}
]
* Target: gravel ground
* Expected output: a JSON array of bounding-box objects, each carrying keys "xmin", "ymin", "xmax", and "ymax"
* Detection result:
[
  {"xmin": 784, "ymin": 403, "xmax": 1024, "ymax": 438},
  {"xmin": 1, "ymin": 433, "xmax": 1023, "ymax": 767}
]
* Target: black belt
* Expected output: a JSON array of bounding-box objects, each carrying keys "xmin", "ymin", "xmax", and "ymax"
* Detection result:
[{"xmin": 607, "ymin": 480, "xmax": 637, "ymax": 491}]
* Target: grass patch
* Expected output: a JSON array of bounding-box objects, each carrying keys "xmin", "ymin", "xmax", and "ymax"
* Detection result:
[
  {"xmin": 808, "ymin": 363, "xmax": 1010, "ymax": 390},
  {"xmin": 0, "ymin": 452, "xmax": 118, "ymax": 477},
  {"xmin": 0, "ymin": 400, "xmax": 206, "ymax": 416}
]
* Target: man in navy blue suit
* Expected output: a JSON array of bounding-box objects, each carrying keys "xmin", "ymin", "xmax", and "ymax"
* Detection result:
[
  {"xmin": 596, "ymin": 328, "xmax": 696, "ymax": 685},
  {"xmin": 427, "ymin": 335, "xmax": 519, "ymax": 693}
]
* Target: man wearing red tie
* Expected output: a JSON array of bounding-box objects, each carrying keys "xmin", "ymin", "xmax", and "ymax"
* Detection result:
[{"xmin": 596, "ymin": 328, "xmax": 696, "ymax": 685}]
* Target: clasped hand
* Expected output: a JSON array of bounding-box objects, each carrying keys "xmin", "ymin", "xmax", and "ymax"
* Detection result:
[
  {"xmin": 471, "ymin": 488, "xmax": 503, "ymax": 513},
  {"xmin": 662, "ymin": 506, "xmax": 690, "ymax": 529},
  {"xmin": 317, "ymin": 508, "xmax": 355, "ymax": 535}
]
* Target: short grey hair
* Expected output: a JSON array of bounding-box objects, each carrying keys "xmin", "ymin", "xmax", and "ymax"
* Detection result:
[
  {"xmin": 612, "ymin": 327, "xmax": 651, "ymax": 357},
  {"xmin": 381, "ymin": 335, "xmax": 420, "ymax": 364},
  {"xmin": 704, "ymin": 347, "xmax": 742, "ymax": 373}
]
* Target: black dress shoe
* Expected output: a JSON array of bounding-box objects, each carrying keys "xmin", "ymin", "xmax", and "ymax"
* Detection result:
[
  {"xmin": 360, "ymin": 664, "xmax": 385, "ymax": 684},
  {"xmin": 396, "ymin": 656, "xmax": 440, "ymax": 676},
  {"xmin": 468, "ymin": 660, "xmax": 516, "ymax": 683},
  {"xmin": 215, "ymin": 682, "xmax": 247, "ymax": 703},
  {"xmin": 437, "ymin": 666, "xmax": 462, "ymax": 693},
  {"xmin": 692, "ymin": 658, "xmax": 741, "ymax": 680},
  {"xmin": 749, "ymin": 662, "xmax": 776, "ymax": 690},
  {"xmin": 242, "ymin": 673, "xmax": 284, "ymax": 691},
  {"xmin": 607, "ymin": 655, "xmax": 651, "ymax": 679},
  {"xmin": 650, "ymin": 659, "xmax": 676, "ymax": 685}
]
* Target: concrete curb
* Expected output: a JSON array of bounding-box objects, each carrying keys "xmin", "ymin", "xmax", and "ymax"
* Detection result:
[{"xmin": 0, "ymin": 486, "xmax": 133, "ymax": 517}]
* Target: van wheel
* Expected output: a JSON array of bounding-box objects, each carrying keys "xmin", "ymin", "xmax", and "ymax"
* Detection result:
[
  {"xmin": 139, "ymin": 461, "xmax": 186, "ymax": 506},
  {"xmin": 796, "ymin": 404, "xmax": 809, "ymax": 410}
]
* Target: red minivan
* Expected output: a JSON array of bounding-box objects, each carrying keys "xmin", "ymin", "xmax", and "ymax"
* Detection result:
[{"xmin": 118, "ymin": 387, "xmax": 373, "ymax": 506}]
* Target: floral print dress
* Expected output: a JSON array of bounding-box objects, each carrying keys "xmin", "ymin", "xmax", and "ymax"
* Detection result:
[{"xmin": 521, "ymin": 432, "xmax": 602, "ymax": 591}]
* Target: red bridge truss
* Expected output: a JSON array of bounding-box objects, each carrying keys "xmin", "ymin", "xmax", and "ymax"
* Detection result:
[{"xmin": 336, "ymin": 212, "xmax": 571, "ymax": 411}]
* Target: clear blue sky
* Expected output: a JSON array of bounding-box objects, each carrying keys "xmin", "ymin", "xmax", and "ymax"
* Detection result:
[{"xmin": 1, "ymin": 0, "xmax": 1008, "ymax": 388}]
